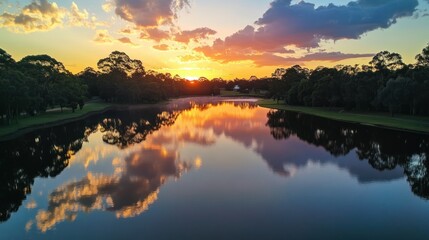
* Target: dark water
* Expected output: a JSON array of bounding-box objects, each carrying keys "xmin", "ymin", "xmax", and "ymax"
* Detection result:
[{"xmin": 1, "ymin": 97, "xmax": 429, "ymax": 239}]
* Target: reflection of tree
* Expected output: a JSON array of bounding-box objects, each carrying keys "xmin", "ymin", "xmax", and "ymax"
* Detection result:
[
  {"xmin": 99, "ymin": 110, "xmax": 179, "ymax": 149},
  {"xmin": 0, "ymin": 121, "xmax": 98, "ymax": 222},
  {"xmin": 266, "ymin": 110, "xmax": 429, "ymax": 199},
  {"xmin": 98, "ymin": 100, "xmax": 258, "ymax": 149},
  {"xmin": 266, "ymin": 110, "xmax": 356, "ymax": 156},
  {"xmin": 0, "ymin": 98, "xmax": 257, "ymax": 225},
  {"xmin": 35, "ymin": 145, "xmax": 192, "ymax": 232}
]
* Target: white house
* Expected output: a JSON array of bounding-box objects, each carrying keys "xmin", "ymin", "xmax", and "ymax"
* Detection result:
[{"xmin": 233, "ymin": 85, "xmax": 240, "ymax": 91}]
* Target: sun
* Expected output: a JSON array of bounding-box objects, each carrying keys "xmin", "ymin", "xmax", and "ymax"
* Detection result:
[{"xmin": 184, "ymin": 76, "xmax": 199, "ymax": 81}]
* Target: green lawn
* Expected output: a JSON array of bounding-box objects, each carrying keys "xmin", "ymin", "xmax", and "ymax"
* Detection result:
[
  {"xmin": 258, "ymin": 99, "xmax": 429, "ymax": 133},
  {"xmin": 0, "ymin": 102, "xmax": 111, "ymax": 138},
  {"xmin": 220, "ymin": 90, "xmax": 264, "ymax": 97}
]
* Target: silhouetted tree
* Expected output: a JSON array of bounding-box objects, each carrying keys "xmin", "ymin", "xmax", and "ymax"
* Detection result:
[
  {"xmin": 416, "ymin": 43, "xmax": 429, "ymax": 67},
  {"xmin": 97, "ymin": 51, "xmax": 145, "ymax": 76}
]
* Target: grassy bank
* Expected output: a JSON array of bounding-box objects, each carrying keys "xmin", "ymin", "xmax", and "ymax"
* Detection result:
[
  {"xmin": 258, "ymin": 99, "xmax": 429, "ymax": 134},
  {"xmin": 0, "ymin": 102, "xmax": 111, "ymax": 139},
  {"xmin": 220, "ymin": 90, "xmax": 264, "ymax": 97}
]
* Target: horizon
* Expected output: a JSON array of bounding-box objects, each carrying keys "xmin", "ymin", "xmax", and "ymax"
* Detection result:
[{"xmin": 1, "ymin": 0, "xmax": 429, "ymax": 79}]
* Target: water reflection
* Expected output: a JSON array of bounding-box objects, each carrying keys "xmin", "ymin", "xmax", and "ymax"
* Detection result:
[
  {"xmin": 1, "ymin": 98, "xmax": 429, "ymax": 238},
  {"xmin": 0, "ymin": 120, "xmax": 98, "ymax": 222},
  {"xmin": 35, "ymin": 145, "xmax": 191, "ymax": 232},
  {"xmin": 100, "ymin": 110, "xmax": 179, "ymax": 149},
  {"xmin": 266, "ymin": 110, "xmax": 429, "ymax": 198}
]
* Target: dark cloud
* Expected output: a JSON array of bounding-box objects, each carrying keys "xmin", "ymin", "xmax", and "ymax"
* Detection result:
[
  {"xmin": 196, "ymin": 0, "xmax": 418, "ymax": 66},
  {"xmin": 255, "ymin": 0, "xmax": 418, "ymax": 48}
]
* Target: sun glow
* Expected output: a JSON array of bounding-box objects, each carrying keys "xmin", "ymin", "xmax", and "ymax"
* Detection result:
[{"xmin": 185, "ymin": 76, "xmax": 199, "ymax": 81}]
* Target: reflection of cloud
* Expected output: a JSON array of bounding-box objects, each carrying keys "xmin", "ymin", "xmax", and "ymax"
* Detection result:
[
  {"xmin": 160, "ymin": 101, "xmax": 406, "ymax": 184},
  {"xmin": 69, "ymin": 137, "xmax": 119, "ymax": 169},
  {"xmin": 146, "ymin": 102, "xmax": 263, "ymax": 155},
  {"xmin": 194, "ymin": 157, "xmax": 202, "ymax": 169},
  {"xmin": 25, "ymin": 220, "xmax": 34, "ymax": 231},
  {"xmin": 115, "ymin": 190, "xmax": 158, "ymax": 218},
  {"xmin": 25, "ymin": 199, "xmax": 37, "ymax": 209},
  {"xmin": 35, "ymin": 145, "xmax": 192, "ymax": 232},
  {"xmin": 263, "ymin": 110, "xmax": 409, "ymax": 181}
]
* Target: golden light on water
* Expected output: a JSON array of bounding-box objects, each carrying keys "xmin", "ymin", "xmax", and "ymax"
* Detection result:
[{"xmin": 30, "ymin": 101, "xmax": 269, "ymax": 232}]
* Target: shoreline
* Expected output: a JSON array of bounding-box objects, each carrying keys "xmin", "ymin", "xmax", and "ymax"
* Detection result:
[
  {"xmin": 0, "ymin": 97, "xmax": 226, "ymax": 141},
  {"xmin": 0, "ymin": 96, "xmax": 245, "ymax": 141},
  {"xmin": 0, "ymin": 103, "xmax": 113, "ymax": 141},
  {"xmin": 2, "ymin": 97, "xmax": 428, "ymax": 141},
  {"xmin": 258, "ymin": 99, "xmax": 429, "ymax": 135}
]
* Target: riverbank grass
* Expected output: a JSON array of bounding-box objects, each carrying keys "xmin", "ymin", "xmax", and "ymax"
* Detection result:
[
  {"xmin": 0, "ymin": 102, "xmax": 111, "ymax": 137},
  {"xmin": 220, "ymin": 90, "xmax": 264, "ymax": 97},
  {"xmin": 258, "ymin": 99, "xmax": 429, "ymax": 133}
]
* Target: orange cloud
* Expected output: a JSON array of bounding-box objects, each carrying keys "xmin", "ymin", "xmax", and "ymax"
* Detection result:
[
  {"xmin": 140, "ymin": 28, "xmax": 170, "ymax": 42},
  {"xmin": 174, "ymin": 27, "xmax": 217, "ymax": 44},
  {"xmin": 153, "ymin": 44, "xmax": 170, "ymax": 51},
  {"xmin": 117, "ymin": 37, "xmax": 137, "ymax": 46},
  {"xmin": 94, "ymin": 29, "xmax": 113, "ymax": 43}
]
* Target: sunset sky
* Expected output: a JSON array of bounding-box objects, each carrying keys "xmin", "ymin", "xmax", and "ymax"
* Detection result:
[{"xmin": 1, "ymin": 0, "xmax": 429, "ymax": 79}]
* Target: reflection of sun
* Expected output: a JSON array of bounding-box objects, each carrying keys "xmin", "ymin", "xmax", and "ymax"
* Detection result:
[{"xmin": 194, "ymin": 157, "xmax": 202, "ymax": 169}]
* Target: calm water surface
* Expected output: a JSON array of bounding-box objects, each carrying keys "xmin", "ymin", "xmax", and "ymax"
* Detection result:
[{"xmin": 1, "ymin": 97, "xmax": 429, "ymax": 239}]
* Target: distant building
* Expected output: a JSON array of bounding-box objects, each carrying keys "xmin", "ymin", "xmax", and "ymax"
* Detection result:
[{"xmin": 233, "ymin": 85, "xmax": 240, "ymax": 91}]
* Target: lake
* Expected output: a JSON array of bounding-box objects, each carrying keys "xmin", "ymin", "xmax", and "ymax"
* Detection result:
[{"xmin": 1, "ymin": 97, "xmax": 429, "ymax": 239}]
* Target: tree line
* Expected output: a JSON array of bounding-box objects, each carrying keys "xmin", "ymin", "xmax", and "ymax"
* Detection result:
[
  {"xmin": 0, "ymin": 49, "xmax": 270, "ymax": 125},
  {"xmin": 1, "ymin": 42, "xmax": 429, "ymax": 125},
  {"xmin": 78, "ymin": 51, "xmax": 270, "ymax": 103},
  {"xmin": 268, "ymin": 43, "xmax": 429, "ymax": 116},
  {"xmin": 0, "ymin": 49, "xmax": 87, "ymax": 124}
]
